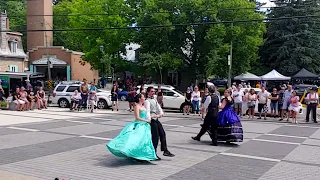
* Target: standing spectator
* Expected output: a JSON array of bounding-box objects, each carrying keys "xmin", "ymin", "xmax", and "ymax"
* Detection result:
[
  {"xmin": 280, "ymin": 85, "xmax": 293, "ymax": 121},
  {"xmin": 288, "ymin": 91, "xmax": 300, "ymax": 124},
  {"xmin": 26, "ymin": 86, "xmax": 36, "ymax": 110},
  {"xmin": 80, "ymin": 79, "xmax": 89, "ymax": 108},
  {"xmin": 111, "ymin": 83, "xmax": 119, "ymax": 111},
  {"xmin": 127, "ymin": 85, "xmax": 136, "ymax": 112},
  {"xmin": 201, "ymin": 88, "xmax": 209, "ymax": 120},
  {"xmin": 19, "ymin": 87, "xmax": 29, "ymax": 111},
  {"xmin": 191, "ymin": 86, "xmax": 201, "ymax": 116},
  {"xmin": 89, "ymin": 82, "xmax": 97, "ymax": 92},
  {"xmin": 183, "ymin": 87, "xmax": 192, "ymax": 115},
  {"xmin": 232, "ymin": 85, "xmax": 244, "ymax": 116},
  {"xmin": 247, "ymin": 89, "xmax": 257, "ymax": 119},
  {"xmin": 257, "ymin": 86, "xmax": 269, "ymax": 120},
  {"xmin": 157, "ymin": 86, "xmax": 164, "ymax": 108},
  {"xmin": 13, "ymin": 87, "xmax": 25, "ymax": 111},
  {"xmin": 37, "ymin": 87, "xmax": 47, "ymax": 109},
  {"xmin": 88, "ymin": 91, "xmax": 98, "ymax": 113},
  {"xmin": 242, "ymin": 89, "xmax": 249, "ymax": 117},
  {"xmin": 269, "ymin": 88, "xmax": 279, "ymax": 118},
  {"xmin": 70, "ymin": 90, "xmax": 81, "ymax": 110},
  {"xmin": 305, "ymin": 87, "xmax": 318, "ymax": 123},
  {"xmin": 278, "ymin": 87, "xmax": 285, "ymax": 119}
]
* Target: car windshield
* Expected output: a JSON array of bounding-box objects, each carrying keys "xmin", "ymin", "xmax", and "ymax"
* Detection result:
[{"xmin": 172, "ymin": 88, "xmax": 183, "ymax": 95}]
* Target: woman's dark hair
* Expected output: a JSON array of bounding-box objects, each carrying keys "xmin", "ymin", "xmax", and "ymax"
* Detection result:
[
  {"xmin": 146, "ymin": 86, "xmax": 154, "ymax": 93},
  {"xmin": 135, "ymin": 93, "xmax": 144, "ymax": 103}
]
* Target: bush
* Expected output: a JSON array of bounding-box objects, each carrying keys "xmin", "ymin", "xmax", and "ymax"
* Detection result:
[{"xmin": 0, "ymin": 100, "xmax": 7, "ymax": 108}]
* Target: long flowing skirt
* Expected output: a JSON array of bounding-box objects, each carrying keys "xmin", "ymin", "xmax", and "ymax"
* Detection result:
[
  {"xmin": 106, "ymin": 120, "xmax": 157, "ymax": 161},
  {"xmin": 217, "ymin": 121, "xmax": 243, "ymax": 142}
]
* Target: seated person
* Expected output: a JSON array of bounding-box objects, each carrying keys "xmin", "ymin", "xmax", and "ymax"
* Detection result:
[
  {"xmin": 37, "ymin": 87, "xmax": 47, "ymax": 109},
  {"xmin": 19, "ymin": 87, "xmax": 30, "ymax": 110},
  {"xmin": 27, "ymin": 86, "xmax": 36, "ymax": 110},
  {"xmin": 88, "ymin": 91, "xmax": 98, "ymax": 113},
  {"xmin": 71, "ymin": 90, "xmax": 81, "ymax": 110},
  {"xmin": 13, "ymin": 87, "xmax": 25, "ymax": 111}
]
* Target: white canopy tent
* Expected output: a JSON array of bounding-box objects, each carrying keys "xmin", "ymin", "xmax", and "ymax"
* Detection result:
[
  {"xmin": 234, "ymin": 72, "xmax": 261, "ymax": 81},
  {"xmin": 260, "ymin": 69, "xmax": 291, "ymax": 81}
]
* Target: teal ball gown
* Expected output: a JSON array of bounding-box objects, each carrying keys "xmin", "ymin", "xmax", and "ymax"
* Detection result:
[{"xmin": 106, "ymin": 110, "xmax": 157, "ymax": 161}]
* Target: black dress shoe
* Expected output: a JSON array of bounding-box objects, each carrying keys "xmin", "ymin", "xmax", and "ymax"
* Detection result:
[
  {"xmin": 210, "ymin": 142, "xmax": 218, "ymax": 146},
  {"xmin": 314, "ymin": 121, "xmax": 318, "ymax": 123},
  {"xmin": 191, "ymin": 137, "xmax": 200, "ymax": 141},
  {"xmin": 163, "ymin": 150, "xmax": 175, "ymax": 157}
]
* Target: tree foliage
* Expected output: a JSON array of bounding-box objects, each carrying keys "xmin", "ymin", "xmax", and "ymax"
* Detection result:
[
  {"xmin": 53, "ymin": 0, "xmax": 133, "ymax": 73},
  {"xmin": 131, "ymin": 0, "xmax": 265, "ymax": 79},
  {"xmin": 260, "ymin": 0, "xmax": 320, "ymax": 75},
  {"xmin": 0, "ymin": 0, "xmax": 27, "ymax": 50}
]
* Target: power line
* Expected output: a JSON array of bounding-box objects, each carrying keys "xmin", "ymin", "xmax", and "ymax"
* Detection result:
[
  {"xmin": 2, "ymin": 14, "xmax": 320, "ymax": 33},
  {"xmin": 6, "ymin": 5, "xmax": 314, "ymax": 18}
]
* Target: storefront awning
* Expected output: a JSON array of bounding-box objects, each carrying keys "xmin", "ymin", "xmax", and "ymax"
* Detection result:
[{"xmin": 32, "ymin": 57, "xmax": 67, "ymax": 65}]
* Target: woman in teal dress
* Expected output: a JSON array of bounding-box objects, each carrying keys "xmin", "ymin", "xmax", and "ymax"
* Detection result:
[{"xmin": 106, "ymin": 94, "xmax": 158, "ymax": 161}]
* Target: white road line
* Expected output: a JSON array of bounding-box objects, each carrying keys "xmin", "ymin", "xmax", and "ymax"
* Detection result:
[
  {"xmin": 79, "ymin": 135, "xmax": 112, "ymax": 141},
  {"xmin": 162, "ymin": 124, "xmax": 184, "ymax": 127},
  {"xmin": 220, "ymin": 152, "xmax": 281, "ymax": 162},
  {"xmin": 286, "ymin": 124, "xmax": 320, "ymax": 129},
  {"xmin": 252, "ymin": 138, "xmax": 301, "ymax": 145},
  {"xmin": 65, "ymin": 120, "xmax": 93, "ymax": 124},
  {"xmin": 7, "ymin": 127, "xmax": 40, "ymax": 132},
  {"xmin": 264, "ymin": 133, "xmax": 308, "ymax": 139}
]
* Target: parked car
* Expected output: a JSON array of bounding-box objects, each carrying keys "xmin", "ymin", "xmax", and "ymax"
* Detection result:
[
  {"xmin": 240, "ymin": 88, "xmax": 303, "ymax": 114},
  {"xmin": 117, "ymin": 89, "xmax": 129, "ymax": 101},
  {"xmin": 137, "ymin": 84, "xmax": 189, "ymax": 112},
  {"xmin": 293, "ymin": 84, "xmax": 318, "ymax": 97},
  {"xmin": 52, "ymin": 81, "xmax": 112, "ymax": 109}
]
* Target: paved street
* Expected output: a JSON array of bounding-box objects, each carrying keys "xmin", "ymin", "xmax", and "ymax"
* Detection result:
[{"xmin": 1, "ymin": 107, "xmax": 320, "ymax": 180}]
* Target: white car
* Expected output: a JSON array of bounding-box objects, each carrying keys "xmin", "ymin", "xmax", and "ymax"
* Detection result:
[
  {"xmin": 52, "ymin": 81, "xmax": 112, "ymax": 109},
  {"xmin": 137, "ymin": 84, "xmax": 187, "ymax": 111},
  {"xmin": 240, "ymin": 88, "xmax": 303, "ymax": 114}
]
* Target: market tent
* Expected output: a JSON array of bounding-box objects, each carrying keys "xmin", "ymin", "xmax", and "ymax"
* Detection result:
[
  {"xmin": 234, "ymin": 72, "xmax": 261, "ymax": 81},
  {"xmin": 293, "ymin": 68, "xmax": 319, "ymax": 79},
  {"xmin": 261, "ymin": 69, "xmax": 291, "ymax": 81}
]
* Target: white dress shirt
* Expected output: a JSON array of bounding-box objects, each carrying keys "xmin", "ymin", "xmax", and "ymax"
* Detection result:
[
  {"xmin": 203, "ymin": 94, "xmax": 221, "ymax": 109},
  {"xmin": 144, "ymin": 98, "xmax": 164, "ymax": 120}
]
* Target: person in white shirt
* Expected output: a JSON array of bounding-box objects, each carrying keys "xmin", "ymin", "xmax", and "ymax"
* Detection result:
[
  {"xmin": 257, "ymin": 86, "xmax": 269, "ymax": 120},
  {"xmin": 305, "ymin": 87, "xmax": 318, "ymax": 123},
  {"xmin": 191, "ymin": 86, "xmax": 201, "ymax": 116},
  {"xmin": 88, "ymin": 91, "xmax": 98, "ymax": 113},
  {"xmin": 71, "ymin": 90, "xmax": 82, "ymax": 110},
  {"xmin": 232, "ymin": 85, "xmax": 243, "ymax": 116}
]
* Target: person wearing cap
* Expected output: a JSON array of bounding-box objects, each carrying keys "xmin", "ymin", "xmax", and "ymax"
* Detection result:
[{"xmin": 305, "ymin": 87, "xmax": 318, "ymax": 123}]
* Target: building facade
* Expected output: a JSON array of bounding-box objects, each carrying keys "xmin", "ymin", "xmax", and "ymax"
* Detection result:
[
  {"xmin": 28, "ymin": 46, "xmax": 98, "ymax": 82},
  {"xmin": 0, "ymin": 12, "xmax": 28, "ymax": 72},
  {"xmin": 26, "ymin": 0, "xmax": 98, "ymax": 82}
]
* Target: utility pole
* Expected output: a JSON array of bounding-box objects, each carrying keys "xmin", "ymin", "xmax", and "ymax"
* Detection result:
[
  {"xmin": 227, "ymin": 22, "xmax": 233, "ymax": 88},
  {"xmin": 100, "ymin": 46, "xmax": 105, "ymax": 88},
  {"xmin": 41, "ymin": 21, "xmax": 52, "ymax": 81}
]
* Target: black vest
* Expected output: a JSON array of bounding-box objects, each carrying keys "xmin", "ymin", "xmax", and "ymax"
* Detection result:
[{"xmin": 208, "ymin": 94, "xmax": 219, "ymax": 116}]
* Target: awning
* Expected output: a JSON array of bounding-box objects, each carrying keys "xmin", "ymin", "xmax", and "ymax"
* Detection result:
[{"xmin": 32, "ymin": 57, "xmax": 67, "ymax": 65}]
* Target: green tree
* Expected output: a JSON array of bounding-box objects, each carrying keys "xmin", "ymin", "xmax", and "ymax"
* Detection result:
[
  {"xmin": 140, "ymin": 52, "xmax": 182, "ymax": 83},
  {"xmin": 260, "ymin": 0, "xmax": 320, "ymax": 74},
  {"xmin": 0, "ymin": 0, "xmax": 27, "ymax": 50},
  {"xmin": 132, "ymin": 0, "xmax": 265, "ymax": 80},
  {"xmin": 53, "ymin": 0, "xmax": 133, "ymax": 73}
]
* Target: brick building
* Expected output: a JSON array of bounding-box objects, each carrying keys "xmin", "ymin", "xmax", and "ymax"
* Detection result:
[
  {"xmin": 26, "ymin": 0, "xmax": 98, "ymax": 82},
  {"xmin": 0, "ymin": 12, "xmax": 28, "ymax": 72}
]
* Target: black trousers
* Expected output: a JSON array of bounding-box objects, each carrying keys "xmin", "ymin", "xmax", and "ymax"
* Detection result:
[
  {"xmin": 196, "ymin": 114, "xmax": 218, "ymax": 143},
  {"xmin": 150, "ymin": 119, "xmax": 167, "ymax": 152},
  {"xmin": 306, "ymin": 103, "xmax": 317, "ymax": 122}
]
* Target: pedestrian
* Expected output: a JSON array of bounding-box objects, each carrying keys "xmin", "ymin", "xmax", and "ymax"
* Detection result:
[
  {"xmin": 280, "ymin": 85, "xmax": 293, "ymax": 121},
  {"xmin": 232, "ymin": 85, "xmax": 244, "ymax": 116},
  {"xmin": 191, "ymin": 86, "xmax": 200, "ymax": 116},
  {"xmin": 288, "ymin": 91, "xmax": 300, "ymax": 124},
  {"xmin": 247, "ymin": 89, "xmax": 257, "ymax": 119},
  {"xmin": 257, "ymin": 86, "xmax": 269, "ymax": 120},
  {"xmin": 111, "ymin": 83, "xmax": 119, "ymax": 111},
  {"xmin": 157, "ymin": 86, "xmax": 164, "ymax": 108},
  {"xmin": 269, "ymin": 88, "xmax": 279, "ymax": 118},
  {"xmin": 305, "ymin": 87, "xmax": 318, "ymax": 123}
]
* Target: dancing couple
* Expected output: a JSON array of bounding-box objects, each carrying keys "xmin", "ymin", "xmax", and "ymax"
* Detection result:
[
  {"xmin": 107, "ymin": 86, "xmax": 174, "ymax": 161},
  {"xmin": 192, "ymin": 86, "xmax": 243, "ymax": 146}
]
